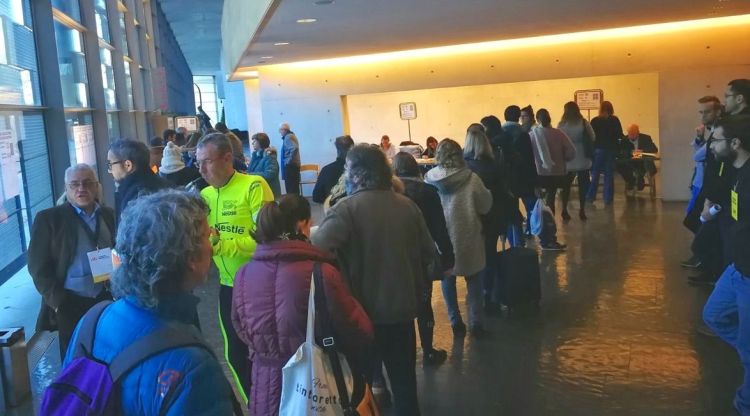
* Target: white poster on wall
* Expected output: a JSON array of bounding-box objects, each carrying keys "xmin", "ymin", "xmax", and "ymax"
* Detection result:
[
  {"xmin": 575, "ymin": 89, "xmax": 604, "ymax": 110},
  {"xmin": 175, "ymin": 116, "xmax": 199, "ymax": 132},
  {"xmin": 0, "ymin": 129, "xmax": 19, "ymax": 200},
  {"xmin": 73, "ymin": 125, "xmax": 96, "ymax": 166},
  {"xmin": 399, "ymin": 102, "xmax": 417, "ymax": 120}
]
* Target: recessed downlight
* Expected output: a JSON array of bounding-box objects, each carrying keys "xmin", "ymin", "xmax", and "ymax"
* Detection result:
[
  {"xmin": 297, "ymin": 18, "xmax": 317, "ymax": 23},
  {"xmin": 261, "ymin": 56, "xmax": 273, "ymax": 59},
  {"xmin": 274, "ymin": 42, "xmax": 290, "ymax": 46}
]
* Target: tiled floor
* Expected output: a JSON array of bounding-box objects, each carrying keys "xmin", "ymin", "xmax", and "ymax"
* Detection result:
[{"xmin": 3, "ymin": 192, "xmax": 742, "ymax": 415}]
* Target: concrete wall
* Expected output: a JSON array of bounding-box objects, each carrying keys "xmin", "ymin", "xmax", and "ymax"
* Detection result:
[
  {"xmin": 659, "ymin": 65, "xmax": 750, "ymax": 200},
  {"xmin": 221, "ymin": 0, "xmax": 276, "ymax": 73},
  {"xmin": 244, "ymin": 20, "xmax": 750, "ymax": 201},
  {"xmin": 345, "ymin": 73, "xmax": 659, "ymax": 148},
  {"xmin": 244, "ymin": 79, "xmax": 264, "ymax": 134}
]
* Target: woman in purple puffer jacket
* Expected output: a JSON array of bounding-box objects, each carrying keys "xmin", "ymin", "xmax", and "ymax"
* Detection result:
[{"xmin": 231, "ymin": 194, "xmax": 374, "ymax": 416}]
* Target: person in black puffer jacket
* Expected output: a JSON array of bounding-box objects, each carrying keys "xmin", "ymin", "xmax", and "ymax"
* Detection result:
[
  {"xmin": 464, "ymin": 123, "xmax": 518, "ymax": 313},
  {"xmin": 393, "ymin": 152, "xmax": 454, "ymax": 365}
]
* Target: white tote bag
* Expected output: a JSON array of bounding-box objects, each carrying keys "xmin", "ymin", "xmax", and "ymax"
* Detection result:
[{"xmin": 279, "ymin": 274, "xmax": 354, "ymax": 416}]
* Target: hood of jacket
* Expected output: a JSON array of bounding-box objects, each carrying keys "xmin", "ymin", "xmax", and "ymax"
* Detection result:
[
  {"xmin": 425, "ymin": 166, "xmax": 472, "ymax": 194},
  {"xmin": 251, "ymin": 239, "xmax": 335, "ymax": 264}
]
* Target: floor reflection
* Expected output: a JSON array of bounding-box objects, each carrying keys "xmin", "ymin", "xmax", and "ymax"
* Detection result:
[{"xmin": 14, "ymin": 193, "xmax": 742, "ymax": 416}]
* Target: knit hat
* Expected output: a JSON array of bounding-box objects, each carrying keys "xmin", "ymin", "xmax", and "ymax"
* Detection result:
[{"xmin": 159, "ymin": 142, "xmax": 185, "ymax": 174}]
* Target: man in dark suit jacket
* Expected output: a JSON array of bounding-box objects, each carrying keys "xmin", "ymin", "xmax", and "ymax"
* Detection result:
[
  {"xmin": 312, "ymin": 135, "xmax": 354, "ymax": 204},
  {"xmin": 616, "ymin": 124, "xmax": 659, "ymax": 190},
  {"xmin": 28, "ymin": 164, "xmax": 115, "ymax": 357}
]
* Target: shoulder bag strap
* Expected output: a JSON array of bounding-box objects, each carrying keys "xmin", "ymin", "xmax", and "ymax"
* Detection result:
[{"xmin": 313, "ymin": 262, "xmax": 358, "ymax": 415}]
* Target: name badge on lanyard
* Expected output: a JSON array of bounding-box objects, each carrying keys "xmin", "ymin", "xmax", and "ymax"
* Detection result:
[
  {"xmin": 88, "ymin": 247, "xmax": 113, "ymax": 283},
  {"xmin": 732, "ymin": 189, "xmax": 739, "ymax": 221}
]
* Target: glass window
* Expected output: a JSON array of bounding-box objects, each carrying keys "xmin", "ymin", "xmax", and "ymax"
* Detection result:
[
  {"xmin": 0, "ymin": 0, "xmax": 41, "ymax": 106},
  {"xmin": 106, "ymin": 112, "xmax": 119, "ymax": 140},
  {"xmin": 51, "ymin": 0, "xmax": 80, "ymax": 22},
  {"xmin": 193, "ymin": 76, "xmax": 218, "ymax": 125},
  {"xmin": 0, "ymin": 111, "xmax": 53, "ymax": 283},
  {"xmin": 94, "ymin": 0, "xmax": 110, "ymax": 43},
  {"xmin": 119, "ymin": 12, "xmax": 128, "ymax": 56},
  {"xmin": 100, "ymin": 48, "xmax": 116, "ymax": 110},
  {"xmin": 124, "ymin": 60, "xmax": 133, "ymax": 110},
  {"xmin": 53, "ymin": 21, "xmax": 88, "ymax": 108},
  {"xmin": 136, "ymin": 26, "xmax": 149, "ymax": 67},
  {"xmin": 65, "ymin": 112, "xmax": 96, "ymax": 169}
]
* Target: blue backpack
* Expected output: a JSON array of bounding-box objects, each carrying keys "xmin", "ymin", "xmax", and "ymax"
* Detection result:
[{"xmin": 39, "ymin": 301, "xmax": 243, "ymax": 415}]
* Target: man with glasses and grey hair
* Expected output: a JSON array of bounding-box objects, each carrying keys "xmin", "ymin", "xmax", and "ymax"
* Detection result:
[
  {"xmin": 28, "ymin": 164, "xmax": 115, "ymax": 358},
  {"xmin": 107, "ymin": 139, "xmax": 169, "ymax": 222}
]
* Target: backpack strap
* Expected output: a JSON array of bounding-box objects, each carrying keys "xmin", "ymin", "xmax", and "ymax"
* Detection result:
[
  {"xmin": 72, "ymin": 300, "xmax": 113, "ymax": 359},
  {"xmin": 108, "ymin": 326, "xmax": 245, "ymax": 416},
  {"xmin": 108, "ymin": 327, "xmax": 208, "ymax": 382}
]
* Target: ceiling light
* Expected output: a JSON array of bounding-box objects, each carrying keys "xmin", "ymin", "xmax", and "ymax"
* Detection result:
[
  {"xmin": 296, "ymin": 18, "xmax": 317, "ymax": 23},
  {"xmin": 314, "ymin": 0, "xmax": 334, "ymax": 4},
  {"xmin": 285, "ymin": 13, "xmax": 750, "ymax": 69},
  {"xmin": 261, "ymin": 56, "xmax": 273, "ymax": 59},
  {"xmin": 274, "ymin": 42, "xmax": 290, "ymax": 46}
]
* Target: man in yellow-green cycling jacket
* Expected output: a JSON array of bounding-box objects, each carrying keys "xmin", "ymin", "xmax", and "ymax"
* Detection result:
[{"xmin": 196, "ymin": 132, "xmax": 274, "ymax": 403}]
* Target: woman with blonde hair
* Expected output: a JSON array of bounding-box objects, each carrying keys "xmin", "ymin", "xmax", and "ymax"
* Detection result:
[{"xmin": 463, "ymin": 124, "xmax": 513, "ymax": 313}]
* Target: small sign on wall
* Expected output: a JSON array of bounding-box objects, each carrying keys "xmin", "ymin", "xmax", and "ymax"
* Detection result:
[
  {"xmin": 574, "ymin": 89, "xmax": 604, "ymax": 110},
  {"xmin": 175, "ymin": 116, "xmax": 199, "ymax": 132},
  {"xmin": 399, "ymin": 102, "xmax": 417, "ymax": 120}
]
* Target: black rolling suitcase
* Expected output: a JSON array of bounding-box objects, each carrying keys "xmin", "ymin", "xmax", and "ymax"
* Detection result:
[{"xmin": 497, "ymin": 232, "xmax": 541, "ymax": 310}]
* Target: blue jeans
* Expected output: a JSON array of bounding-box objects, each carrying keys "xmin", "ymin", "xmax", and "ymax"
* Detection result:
[
  {"xmin": 703, "ymin": 264, "xmax": 750, "ymax": 415},
  {"xmin": 586, "ymin": 149, "xmax": 615, "ymax": 203},
  {"xmin": 441, "ymin": 273, "xmax": 483, "ymax": 327}
]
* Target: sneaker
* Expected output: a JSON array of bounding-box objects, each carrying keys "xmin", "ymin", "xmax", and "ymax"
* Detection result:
[
  {"xmin": 423, "ymin": 348, "xmax": 448, "ymax": 366},
  {"xmin": 452, "ymin": 321, "xmax": 467, "ymax": 338},
  {"xmin": 541, "ymin": 242, "xmax": 567, "ymax": 251},
  {"xmin": 469, "ymin": 325, "xmax": 489, "ymax": 339},
  {"xmin": 680, "ymin": 256, "xmax": 702, "ymax": 269},
  {"xmin": 688, "ymin": 273, "xmax": 716, "ymax": 287}
]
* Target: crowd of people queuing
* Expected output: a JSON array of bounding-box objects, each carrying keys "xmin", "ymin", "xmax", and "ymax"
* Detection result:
[
  {"xmin": 681, "ymin": 79, "xmax": 750, "ymax": 416},
  {"xmin": 27, "ymin": 79, "xmax": 750, "ymax": 416}
]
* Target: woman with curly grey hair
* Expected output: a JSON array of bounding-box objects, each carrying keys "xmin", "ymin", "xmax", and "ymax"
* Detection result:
[
  {"xmin": 425, "ymin": 138, "xmax": 492, "ymax": 338},
  {"xmin": 61, "ymin": 189, "xmax": 239, "ymax": 415}
]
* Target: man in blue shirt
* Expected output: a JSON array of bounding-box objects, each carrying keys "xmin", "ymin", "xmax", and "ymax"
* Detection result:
[{"xmin": 28, "ymin": 164, "xmax": 116, "ymax": 357}]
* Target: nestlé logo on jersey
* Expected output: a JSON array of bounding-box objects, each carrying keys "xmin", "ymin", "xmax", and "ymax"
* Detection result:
[
  {"xmin": 215, "ymin": 222, "xmax": 245, "ymax": 234},
  {"xmin": 222, "ymin": 200, "xmax": 237, "ymax": 216}
]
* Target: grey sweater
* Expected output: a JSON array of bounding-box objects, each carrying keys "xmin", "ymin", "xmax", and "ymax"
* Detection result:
[{"xmin": 425, "ymin": 166, "xmax": 492, "ymax": 277}]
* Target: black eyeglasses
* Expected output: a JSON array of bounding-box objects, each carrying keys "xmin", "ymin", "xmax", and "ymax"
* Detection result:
[{"xmin": 107, "ymin": 160, "xmax": 123, "ymax": 170}]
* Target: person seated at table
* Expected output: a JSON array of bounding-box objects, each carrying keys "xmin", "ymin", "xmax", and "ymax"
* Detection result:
[
  {"xmin": 422, "ymin": 136, "xmax": 438, "ymax": 158},
  {"xmin": 616, "ymin": 124, "xmax": 659, "ymax": 190}
]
